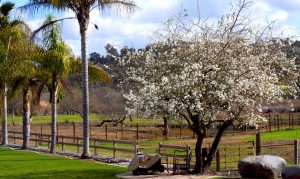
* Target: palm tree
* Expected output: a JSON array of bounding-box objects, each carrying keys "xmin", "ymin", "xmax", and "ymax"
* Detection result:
[
  {"xmin": 20, "ymin": 0, "xmax": 137, "ymax": 158},
  {"xmin": 0, "ymin": 2, "xmax": 25, "ymax": 145},
  {"xmin": 10, "ymin": 41, "xmax": 40, "ymax": 150},
  {"xmin": 38, "ymin": 15, "xmax": 71, "ymax": 153},
  {"xmin": 38, "ymin": 15, "xmax": 111, "ymax": 153}
]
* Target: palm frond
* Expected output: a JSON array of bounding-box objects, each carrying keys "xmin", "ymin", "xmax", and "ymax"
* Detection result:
[
  {"xmin": 17, "ymin": 1, "xmax": 67, "ymax": 19},
  {"xmin": 31, "ymin": 17, "xmax": 75, "ymax": 41},
  {"xmin": 0, "ymin": 2, "xmax": 15, "ymax": 16},
  {"xmin": 8, "ymin": 77, "xmax": 26, "ymax": 99},
  {"xmin": 70, "ymin": 58, "xmax": 112, "ymax": 83},
  {"xmin": 95, "ymin": 0, "xmax": 138, "ymax": 16}
]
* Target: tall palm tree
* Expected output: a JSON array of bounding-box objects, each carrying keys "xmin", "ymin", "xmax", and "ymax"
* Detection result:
[
  {"xmin": 20, "ymin": 0, "xmax": 137, "ymax": 158},
  {"xmin": 38, "ymin": 15, "xmax": 111, "ymax": 153},
  {"xmin": 0, "ymin": 2, "xmax": 25, "ymax": 145}
]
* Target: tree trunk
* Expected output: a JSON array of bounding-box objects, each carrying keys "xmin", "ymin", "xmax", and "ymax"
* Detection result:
[
  {"xmin": 79, "ymin": 15, "xmax": 91, "ymax": 158},
  {"xmin": 193, "ymin": 132, "xmax": 204, "ymax": 173},
  {"xmin": 50, "ymin": 77, "xmax": 58, "ymax": 153},
  {"xmin": 163, "ymin": 116, "xmax": 169, "ymax": 140},
  {"xmin": 21, "ymin": 87, "xmax": 31, "ymax": 149},
  {"xmin": 202, "ymin": 120, "xmax": 232, "ymax": 172},
  {"xmin": 1, "ymin": 84, "xmax": 8, "ymax": 145},
  {"xmin": 12, "ymin": 107, "xmax": 15, "ymax": 126}
]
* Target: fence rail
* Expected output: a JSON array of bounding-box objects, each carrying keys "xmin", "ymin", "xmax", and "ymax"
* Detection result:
[{"xmin": 3, "ymin": 130, "xmax": 139, "ymax": 158}]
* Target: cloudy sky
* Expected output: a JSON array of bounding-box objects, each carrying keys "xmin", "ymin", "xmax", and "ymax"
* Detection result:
[{"xmin": 10, "ymin": 0, "xmax": 300, "ymax": 56}]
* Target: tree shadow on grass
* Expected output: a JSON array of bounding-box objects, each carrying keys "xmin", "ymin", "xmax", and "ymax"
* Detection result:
[{"xmin": 5, "ymin": 169, "xmax": 122, "ymax": 179}]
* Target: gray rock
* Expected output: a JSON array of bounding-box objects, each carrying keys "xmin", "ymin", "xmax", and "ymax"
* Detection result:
[
  {"xmin": 282, "ymin": 165, "xmax": 300, "ymax": 179},
  {"xmin": 238, "ymin": 155, "xmax": 287, "ymax": 179}
]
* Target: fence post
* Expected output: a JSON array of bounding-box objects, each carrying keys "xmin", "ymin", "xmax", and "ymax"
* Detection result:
[
  {"xmin": 93, "ymin": 139, "xmax": 97, "ymax": 155},
  {"xmin": 277, "ymin": 115, "xmax": 280, "ymax": 131},
  {"xmin": 113, "ymin": 139, "xmax": 116, "ymax": 158},
  {"xmin": 136, "ymin": 123, "xmax": 139, "ymax": 141},
  {"xmin": 13, "ymin": 131, "xmax": 16, "ymax": 144},
  {"xmin": 47, "ymin": 136, "xmax": 50, "ymax": 149},
  {"xmin": 35, "ymin": 134, "xmax": 38, "ymax": 146},
  {"xmin": 121, "ymin": 125, "xmax": 124, "ymax": 140},
  {"xmin": 73, "ymin": 123, "xmax": 76, "ymax": 143},
  {"xmin": 256, "ymin": 133, "xmax": 261, "ymax": 156},
  {"xmin": 134, "ymin": 140, "xmax": 138, "ymax": 154},
  {"xmin": 202, "ymin": 148, "xmax": 208, "ymax": 164},
  {"xmin": 292, "ymin": 114, "xmax": 294, "ymax": 130},
  {"xmin": 280, "ymin": 116, "xmax": 283, "ymax": 131},
  {"xmin": 289, "ymin": 114, "xmax": 291, "ymax": 129},
  {"xmin": 56, "ymin": 123, "xmax": 59, "ymax": 140},
  {"xmin": 268, "ymin": 113, "xmax": 271, "ymax": 132},
  {"xmin": 105, "ymin": 125, "xmax": 108, "ymax": 140},
  {"xmin": 216, "ymin": 149, "xmax": 220, "ymax": 172},
  {"xmin": 62, "ymin": 135, "xmax": 64, "ymax": 151},
  {"xmin": 294, "ymin": 139, "xmax": 298, "ymax": 165},
  {"xmin": 179, "ymin": 126, "xmax": 182, "ymax": 139},
  {"xmin": 77, "ymin": 136, "xmax": 80, "ymax": 153}
]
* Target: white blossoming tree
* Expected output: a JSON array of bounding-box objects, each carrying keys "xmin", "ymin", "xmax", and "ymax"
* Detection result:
[{"xmin": 121, "ymin": 0, "xmax": 299, "ymax": 173}]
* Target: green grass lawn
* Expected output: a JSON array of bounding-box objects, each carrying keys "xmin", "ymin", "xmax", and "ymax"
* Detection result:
[{"xmin": 0, "ymin": 147, "xmax": 127, "ymax": 178}]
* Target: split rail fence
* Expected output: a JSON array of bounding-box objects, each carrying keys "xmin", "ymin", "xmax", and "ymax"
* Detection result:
[
  {"xmin": 1, "ymin": 130, "xmax": 299, "ymax": 172},
  {"xmin": 3, "ymin": 130, "xmax": 139, "ymax": 158}
]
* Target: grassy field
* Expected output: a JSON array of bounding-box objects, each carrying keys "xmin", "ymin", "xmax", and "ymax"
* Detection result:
[
  {"xmin": 8, "ymin": 114, "xmax": 187, "ymax": 126},
  {"xmin": 0, "ymin": 147, "xmax": 127, "ymax": 178},
  {"xmin": 241, "ymin": 126, "xmax": 300, "ymax": 142}
]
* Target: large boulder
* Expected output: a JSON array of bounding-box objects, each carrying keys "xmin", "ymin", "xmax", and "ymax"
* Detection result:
[
  {"xmin": 128, "ymin": 153, "xmax": 161, "ymax": 171},
  {"xmin": 282, "ymin": 165, "xmax": 300, "ymax": 179},
  {"xmin": 238, "ymin": 155, "xmax": 287, "ymax": 179}
]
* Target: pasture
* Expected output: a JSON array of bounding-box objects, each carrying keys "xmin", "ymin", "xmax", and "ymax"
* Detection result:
[{"xmin": 2, "ymin": 113, "xmax": 300, "ymax": 174}]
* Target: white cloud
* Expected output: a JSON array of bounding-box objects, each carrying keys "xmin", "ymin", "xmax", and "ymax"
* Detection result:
[{"xmin": 14, "ymin": 0, "xmax": 300, "ymax": 55}]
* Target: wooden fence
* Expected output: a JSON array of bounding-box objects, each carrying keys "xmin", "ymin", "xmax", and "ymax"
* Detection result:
[
  {"xmin": 4, "ymin": 130, "xmax": 139, "ymax": 158},
  {"xmin": 1, "ymin": 130, "xmax": 299, "ymax": 172}
]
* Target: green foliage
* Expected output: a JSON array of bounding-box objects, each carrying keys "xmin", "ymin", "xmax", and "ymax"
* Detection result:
[
  {"xmin": 70, "ymin": 57, "xmax": 112, "ymax": 83},
  {"xmin": 0, "ymin": 147, "xmax": 126, "ymax": 178}
]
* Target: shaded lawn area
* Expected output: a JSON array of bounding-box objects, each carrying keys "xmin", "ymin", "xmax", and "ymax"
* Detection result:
[{"xmin": 0, "ymin": 147, "xmax": 127, "ymax": 178}]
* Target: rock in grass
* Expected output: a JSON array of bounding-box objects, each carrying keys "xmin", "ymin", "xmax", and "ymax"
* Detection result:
[
  {"xmin": 238, "ymin": 155, "xmax": 286, "ymax": 179},
  {"xmin": 282, "ymin": 165, "xmax": 300, "ymax": 179}
]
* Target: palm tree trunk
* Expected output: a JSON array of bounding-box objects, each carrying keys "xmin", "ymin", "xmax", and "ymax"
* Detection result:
[
  {"xmin": 1, "ymin": 84, "xmax": 8, "ymax": 145},
  {"xmin": 50, "ymin": 77, "xmax": 58, "ymax": 153},
  {"xmin": 22, "ymin": 87, "xmax": 30, "ymax": 149},
  {"xmin": 79, "ymin": 15, "xmax": 91, "ymax": 158}
]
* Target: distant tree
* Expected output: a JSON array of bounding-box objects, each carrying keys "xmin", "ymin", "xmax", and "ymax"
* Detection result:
[
  {"xmin": 121, "ymin": 0, "xmax": 299, "ymax": 173},
  {"xmin": 89, "ymin": 52, "xmax": 106, "ymax": 65}
]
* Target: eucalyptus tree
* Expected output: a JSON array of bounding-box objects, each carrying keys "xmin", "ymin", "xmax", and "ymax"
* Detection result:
[
  {"xmin": 20, "ymin": 0, "xmax": 137, "ymax": 158},
  {"xmin": 0, "ymin": 2, "xmax": 26, "ymax": 145},
  {"xmin": 121, "ymin": 0, "xmax": 299, "ymax": 173}
]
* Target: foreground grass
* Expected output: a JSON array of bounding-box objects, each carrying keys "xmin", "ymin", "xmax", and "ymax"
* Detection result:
[{"xmin": 0, "ymin": 147, "xmax": 127, "ymax": 178}]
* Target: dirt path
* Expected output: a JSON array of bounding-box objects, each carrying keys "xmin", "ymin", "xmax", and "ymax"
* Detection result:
[{"xmin": 117, "ymin": 172, "xmax": 224, "ymax": 179}]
